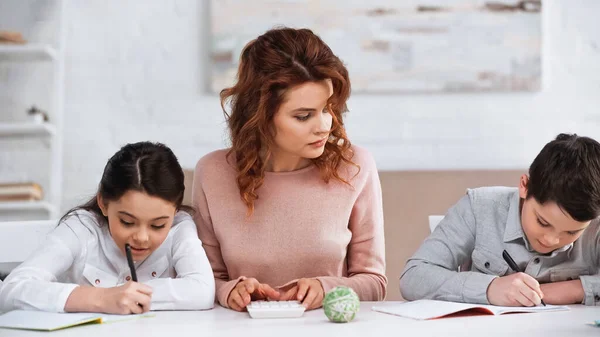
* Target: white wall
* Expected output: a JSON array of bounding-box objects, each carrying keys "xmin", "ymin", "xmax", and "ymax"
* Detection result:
[{"xmin": 3, "ymin": 0, "xmax": 600, "ymax": 212}]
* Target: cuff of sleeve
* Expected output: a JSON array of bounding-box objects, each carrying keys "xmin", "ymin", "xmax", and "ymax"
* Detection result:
[
  {"xmin": 579, "ymin": 276, "xmax": 600, "ymax": 306},
  {"xmin": 55, "ymin": 284, "xmax": 80, "ymax": 313},
  {"xmin": 315, "ymin": 277, "xmax": 337, "ymax": 295},
  {"xmin": 216, "ymin": 277, "xmax": 245, "ymax": 308},
  {"xmin": 462, "ymin": 272, "xmax": 498, "ymax": 305}
]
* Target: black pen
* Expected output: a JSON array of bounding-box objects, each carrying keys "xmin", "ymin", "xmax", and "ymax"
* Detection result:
[
  {"xmin": 125, "ymin": 243, "xmax": 138, "ymax": 282},
  {"xmin": 502, "ymin": 250, "xmax": 546, "ymax": 306}
]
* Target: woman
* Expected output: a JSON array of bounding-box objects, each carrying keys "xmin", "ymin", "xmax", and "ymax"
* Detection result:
[
  {"xmin": 0, "ymin": 142, "xmax": 215, "ymax": 313},
  {"xmin": 193, "ymin": 27, "xmax": 386, "ymax": 311}
]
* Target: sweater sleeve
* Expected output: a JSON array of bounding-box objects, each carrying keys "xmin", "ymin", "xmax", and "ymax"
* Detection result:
[
  {"xmin": 315, "ymin": 151, "xmax": 387, "ymax": 300},
  {"xmin": 192, "ymin": 159, "xmax": 242, "ymax": 308}
]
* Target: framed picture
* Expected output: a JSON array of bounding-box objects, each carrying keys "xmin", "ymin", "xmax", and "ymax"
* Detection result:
[{"xmin": 210, "ymin": 0, "xmax": 541, "ymax": 93}]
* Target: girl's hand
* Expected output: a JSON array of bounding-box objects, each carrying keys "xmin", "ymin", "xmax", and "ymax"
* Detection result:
[{"xmin": 99, "ymin": 281, "xmax": 153, "ymax": 314}]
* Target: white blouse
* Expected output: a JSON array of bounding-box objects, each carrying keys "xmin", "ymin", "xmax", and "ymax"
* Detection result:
[{"xmin": 0, "ymin": 210, "xmax": 215, "ymax": 312}]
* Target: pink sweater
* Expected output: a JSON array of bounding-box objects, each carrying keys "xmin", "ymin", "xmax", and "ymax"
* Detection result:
[{"xmin": 192, "ymin": 145, "xmax": 387, "ymax": 308}]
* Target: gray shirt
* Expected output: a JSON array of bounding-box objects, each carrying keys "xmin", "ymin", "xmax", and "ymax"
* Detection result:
[{"xmin": 400, "ymin": 186, "xmax": 600, "ymax": 306}]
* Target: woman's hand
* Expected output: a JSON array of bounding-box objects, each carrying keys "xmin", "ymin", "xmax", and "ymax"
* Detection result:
[
  {"xmin": 227, "ymin": 277, "xmax": 280, "ymax": 311},
  {"xmin": 280, "ymin": 278, "xmax": 324, "ymax": 310}
]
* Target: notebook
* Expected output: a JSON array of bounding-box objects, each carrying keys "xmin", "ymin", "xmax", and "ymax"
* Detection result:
[
  {"xmin": 0, "ymin": 310, "xmax": 154, "ymax": 331},
  {"xmin": 372, "ymin": 300, "xmax": 569, "ymax": 320}
]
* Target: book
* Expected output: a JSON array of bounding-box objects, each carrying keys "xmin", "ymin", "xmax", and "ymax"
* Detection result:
[
  {"xmin": 0, "ymin": 310, "xmax": 154, "ymax": 331},
  {"xmin": 372, "ymin": 300, "xmax": 570, "ymax": 320},
  {"xmin": 0, "ymin": 182, "xmax": 43, "ymax": 201}
]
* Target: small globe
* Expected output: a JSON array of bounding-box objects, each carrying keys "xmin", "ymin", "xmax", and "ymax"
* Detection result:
[{"xmin": 322, "ymin": 286, "xmax": 359, "ymax": 323}]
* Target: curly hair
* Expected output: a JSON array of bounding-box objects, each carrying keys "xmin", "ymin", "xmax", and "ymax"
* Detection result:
[{"xmin": 220, "ymin": 27, "xmax": 356, "ymax": 215}]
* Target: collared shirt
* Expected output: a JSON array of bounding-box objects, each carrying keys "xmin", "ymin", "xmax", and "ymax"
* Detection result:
[
  {"xmin": 400, "ymin": 187, "xmax": 600, "ymax": 305},
  {"xmin": 0, "ymin": 210, "xmax": 215, "ymax": 312}
]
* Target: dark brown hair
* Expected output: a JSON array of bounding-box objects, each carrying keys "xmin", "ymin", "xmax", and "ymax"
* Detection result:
[
  {"xmin": 527, "ymin": 133, "xmax": 600, "ymax": 221},
  {"xmin": 60, "ymin": 141, "xmax": 192, "ymax": 224}
]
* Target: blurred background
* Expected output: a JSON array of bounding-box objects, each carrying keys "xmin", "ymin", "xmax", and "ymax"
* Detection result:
[{"xmin": 0, "ymin": 0, "xmax": 598, "ymax": 299}]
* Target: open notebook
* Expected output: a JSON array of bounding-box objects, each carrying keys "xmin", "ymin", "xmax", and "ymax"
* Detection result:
[
  {"xmin": 372, "ymin": 300, "xmax": 569, "ymax": 320},
  {"xmin": 0, "ymin": 310, "xmax": 154, "ymax": 331}
]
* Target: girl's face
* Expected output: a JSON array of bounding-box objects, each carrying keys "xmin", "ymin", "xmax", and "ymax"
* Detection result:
[{"xmin": 98, "ymin": 190, "xmax": 176, "ymax": 262}]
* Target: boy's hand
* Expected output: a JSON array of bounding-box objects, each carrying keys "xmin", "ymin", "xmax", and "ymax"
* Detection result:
[
  {"xmin": 487, "ymin": 272, "xmax": 544, "ymax": 306},
  {"xmin": 540, "ymin": 280, "xmax": 585, "ymax": 304}
]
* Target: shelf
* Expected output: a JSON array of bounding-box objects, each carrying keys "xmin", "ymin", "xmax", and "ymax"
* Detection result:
[
  {"xmin": 0, "ymin": 201, "xmax": 56, "ymax": 214},
  {"xmin": 0, "ymin": 123, "xmax": 56, "ymax": 138},
  {"xmin": 0, "ymin": 44, "xmax": 57, "ymax": 62}
]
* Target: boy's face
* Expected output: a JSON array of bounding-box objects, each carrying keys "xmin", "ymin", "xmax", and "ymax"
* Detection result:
[{"xmin": 519, "ymin": 175, "xmax": 591, "ymax": 254}]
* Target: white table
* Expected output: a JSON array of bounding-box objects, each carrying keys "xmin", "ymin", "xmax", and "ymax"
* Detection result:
[{"xmin": 2, "ymin": 302, "xmax": 600, "ymax": 337}]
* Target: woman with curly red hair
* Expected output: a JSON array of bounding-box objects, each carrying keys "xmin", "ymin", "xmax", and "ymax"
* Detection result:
[{"xmin": 192, "ymin": 27, "xmax": 386, "ymax": 311}]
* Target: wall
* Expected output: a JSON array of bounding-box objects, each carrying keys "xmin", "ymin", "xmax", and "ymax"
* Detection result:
[
  {"xmin": 57, "ymin": 0, "xmax": 599, "ymax": 208},
  {"xmin": 1, "ymin": 1, "xmax": 599, "ymax": 209}
]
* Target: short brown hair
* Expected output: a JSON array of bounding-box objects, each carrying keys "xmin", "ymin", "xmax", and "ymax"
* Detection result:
[{"xmin": 527, "ymin": 133, "xmax": 600, "ymax": 221}]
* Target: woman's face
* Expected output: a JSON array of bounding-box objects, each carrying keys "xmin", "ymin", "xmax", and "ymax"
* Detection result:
[{"xmin": 271, "ymin": 79, "xmax": 333, "ymax": 165}]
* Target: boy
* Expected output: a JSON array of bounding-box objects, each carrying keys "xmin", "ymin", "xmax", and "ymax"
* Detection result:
[{"xmin": 400, "ymin": 133, "xmax": 600, "ymax": 306}]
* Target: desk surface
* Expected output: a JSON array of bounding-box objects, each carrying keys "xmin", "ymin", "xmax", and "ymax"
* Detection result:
[{"xmin": 2, "ymin": 302, "xmax": 600, "ymax": 337}]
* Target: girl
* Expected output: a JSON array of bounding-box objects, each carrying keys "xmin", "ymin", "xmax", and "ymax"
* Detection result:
[
  {"xmin": 193, "ymin": 27, "xmax": 387, "ymax": 312},
  {"xmin": 0, "ymin": 142, "xmax": 215, "ymax": 314}
]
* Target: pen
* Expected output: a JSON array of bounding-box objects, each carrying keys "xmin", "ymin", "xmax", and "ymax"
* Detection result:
[
  {"xmin": 125, "ymin": 243, "xmax": 138, "ymax": 282},
  {"xmin": 502, "ymin": 250, "xmax": 546, "ymax": 306}
]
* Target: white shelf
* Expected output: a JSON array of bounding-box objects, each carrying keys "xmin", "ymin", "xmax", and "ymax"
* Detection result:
[
  {"xmin": 0, "ymin": 44, "xmax": 57, "ymax": 62},
  {"xmin": 0, "ymin": 0, "xmax": 66, "ymax": 221},
  {"xmin": 0, "ymin": 123, "xmax": 56, "ymax": 138},
  {"xmin": 0, "ymin": 201, "xmax": 56, "ymax": 214}
]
